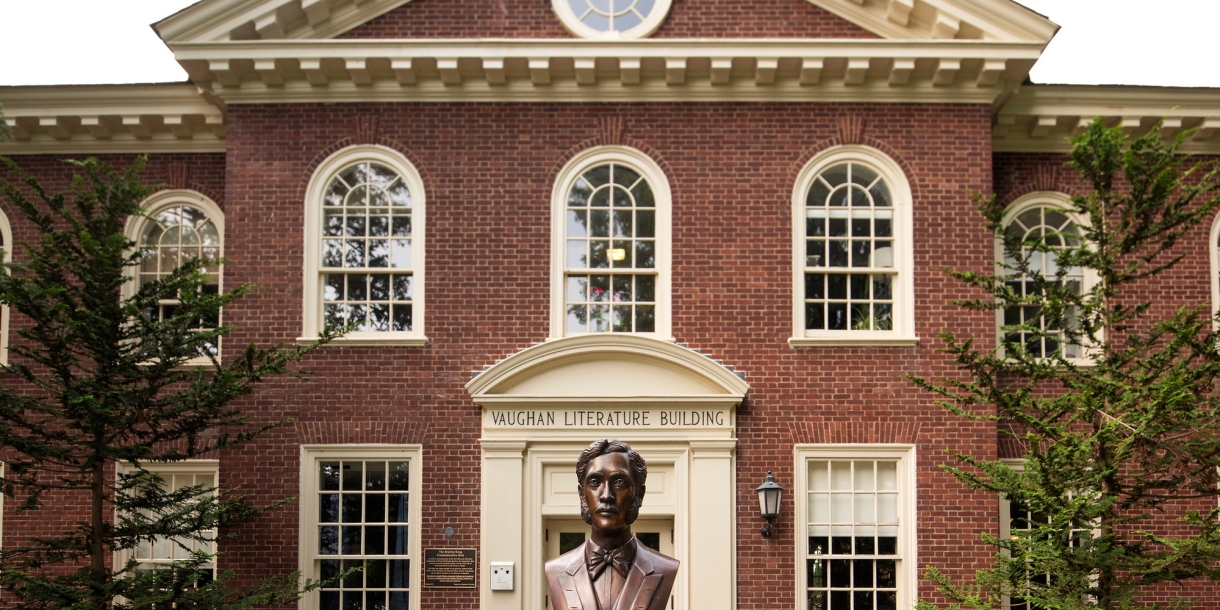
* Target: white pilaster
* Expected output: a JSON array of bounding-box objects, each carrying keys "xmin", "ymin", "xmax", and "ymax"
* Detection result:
[
  {"xmin": 688, "ymin": 440, "xmax": 737, "ymax": 610},
  {"xmin": 481, "ymin": 440, "xmax": 527, "ymax": 610}
]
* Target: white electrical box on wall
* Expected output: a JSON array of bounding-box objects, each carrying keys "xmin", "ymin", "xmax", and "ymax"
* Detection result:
[{"xmin": 490, "ymin": 562, "xmax": 514, "ymax": 591}]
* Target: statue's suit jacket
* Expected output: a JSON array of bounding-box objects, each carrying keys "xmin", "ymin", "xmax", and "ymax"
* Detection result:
[{"xmin": 544, "ymin": 538, "xmax": 679, "ymax": 610}]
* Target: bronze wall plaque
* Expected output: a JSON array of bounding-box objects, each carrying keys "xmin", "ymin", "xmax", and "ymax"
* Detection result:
[{"xmin": 423, "ymin": 548, "xmax": 477, "ymax": 588}]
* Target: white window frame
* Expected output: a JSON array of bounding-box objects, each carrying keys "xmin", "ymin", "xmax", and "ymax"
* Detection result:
[
  {"xmin": 301, "ymin": 146, "xmax": 427, "ymax": 346},
  {"xmin": 112, "ymin": 460, "xmax": 220, "ymax": 581},
  {"xmin": 298, "ymin": 444, "xmax": 423, "ymax": 610},
  {"xmin": 551, "ymin": 0, "xmax": 673, "ymax": 40},
  {"xmin": 793, "ymin": 444, "xmax": 917, "ymax": 610},
  {"xmin": 997, "ymin": 458, "xmax": 1036, "ymax": 610},
  {"xmin": 1209, "ymin": 211, "xmax": 1220, "ymax": 330},
  {"xmin": 549, "ymin": 145, "xmax": 672, "ymax": 340},
  {"xmin": 997, "ymin": 458, "xmax": 1100, "ymax": 610},
  {"xmin": 124, "ymin": 189, "xmax": 226, "ymax": 366},
  {"xmin": 997, "ymin": 192, "xmax": 1096, "ymax": 363},
  {"xmin": 790, "ymin": 146, "xmax": 916, "ymax": 347},
  {"xmin": 0, "ymin": 207, "xmax": 11, "ymax": 366}
]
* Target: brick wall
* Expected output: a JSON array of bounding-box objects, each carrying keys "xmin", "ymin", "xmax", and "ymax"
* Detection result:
[
  {"xmin": 217, "ymin": 101, "xmax": 995, "ymax": 608},
  {"xmin": 339, "ymin": 0, "xmax": 879, "ymax": 39}
]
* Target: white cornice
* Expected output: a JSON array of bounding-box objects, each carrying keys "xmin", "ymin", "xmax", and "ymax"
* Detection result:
[
  {"xmin": 155, "ymin": 0, "xmax": 415, "ymax": 43},
  {"xmin": 169, "ymin": 38, "xmax": 1043, "ymax": 104},
  {"xmin": 808, "ymin": 0, "xmax": 1057, "ymax": 42},
  {"xmin": 0, "ymin": 84, "xmax": 226, "ymax": 155},
  {"xmin": 993, "ymin": 85, "xmax": 1220, "ymax": 154}
]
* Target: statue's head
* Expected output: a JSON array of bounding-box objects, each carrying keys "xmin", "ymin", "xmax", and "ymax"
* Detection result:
[{"xmin": 576, "ymin": 439, "xmax": 648, "ymax": 529}]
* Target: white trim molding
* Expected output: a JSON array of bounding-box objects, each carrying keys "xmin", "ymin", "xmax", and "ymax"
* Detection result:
[
  {"xmin": 994, "ymin": 85, "xmax": 1220, "ymax": 154},
  {"xmin": 808, "ymin": 0, "xmax": 1057, "ymax": 42},
  {"xmin": 150, "ymin": 0, "xmax": 1056, "ymax": 45},
  {"xmin": 0, "ymin": 84, "xmax": 225, "ymax": 155},
  {"xmin": 552, "ymin": 0, "xmax": 673, "ymax": 40},
  {"xmin": 167, "ymin": 39, "xmax": 1044, "ymax": 105},
  {"xmin": 793, "ymin": 444, "xmax": 918, "ymax": 610},
  {"xmin": 466, "ymin": 334, "xmax": 749, "ymax": 417},
  {"xmin": 154, "ymin": 0, "xmax": 416, "ymax": 43},
  {"xmin": 297, "ymin": 444, "xmax": 423, "ymax": 610},
  {"xmin": 300, "ymin": 145, "xmax": 427, "ymax": 347},
  {"xmin": 549, "ymin": 145, "xmax": 673, "ymax": 340},
  {"xmin": 790, "ymin": 145, "xmax": 917, "ymax": 347}
]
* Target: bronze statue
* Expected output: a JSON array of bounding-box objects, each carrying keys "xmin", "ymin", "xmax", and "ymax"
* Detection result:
[{"xmin": 545, "ymin": 439, "xmax": 679, "ymax": 610}]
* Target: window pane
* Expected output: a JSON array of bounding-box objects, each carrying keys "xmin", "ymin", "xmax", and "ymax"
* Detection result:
[
  {"xmin": 317, "ymin": 459, "xmax": 412, "ymax": 609},
  {"xmin": 565, "ymin": 162, "xmax": 661, "ymax": 334},
  {"xmin": 807, "ymin": 458, "xmax": 902, "ymax": 610}
]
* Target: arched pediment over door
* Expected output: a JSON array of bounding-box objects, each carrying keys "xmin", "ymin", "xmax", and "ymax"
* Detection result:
[
  {"xmin": 466, "ymin": 334, "xmax": 748, "ymax": 441},
  {"xmin": 466, "ymin": 335, "xmax": 747, "ymax": 610}
]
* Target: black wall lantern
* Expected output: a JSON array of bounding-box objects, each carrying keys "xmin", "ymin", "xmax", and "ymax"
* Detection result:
[{"xmin": 755, "ymin": 471, "xmax": 783, "ymax": 538}]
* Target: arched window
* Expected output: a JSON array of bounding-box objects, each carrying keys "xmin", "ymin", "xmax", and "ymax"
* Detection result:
[
  {"xmin": 303, "ymin": 146, "xmax": 426, "ymax": 345},
  {"xmin": 126, "ymin": 190, "xmax": 224, "ymax": 361},
  {"xmin": 0, "ymin": 207, "xmax": 11, "ymax": 365},
  {"xmin": 552, "ymin": 0, "xmax": 673, "ymax": 40},
  {"xmin": 998, "ymin": 192, "xmax": 1091, "ymax": 360},
  {"xmin": 551, "ymin": 146, "xmax": 671, "ymax": 339},
  {"xmin": 791, "ymin": 147, "xmax": 915, "ymax": 345},
  {"xmin": 1210, "ymin": 211, "xmax": 1220, "ymax": 328}
]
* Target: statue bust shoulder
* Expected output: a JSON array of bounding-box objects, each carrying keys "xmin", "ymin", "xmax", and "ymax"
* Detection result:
[
  {"xmin": 544, "ymin": 440, "xmax": 679, "ymax": 610},
  {"xmin": 544, "ymin": 537, "xmax": 678, "ymax": 610}
]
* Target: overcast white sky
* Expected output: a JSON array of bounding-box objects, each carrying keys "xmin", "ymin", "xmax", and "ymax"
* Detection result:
[{"xmin": 0, "ymin": 0, "xmax": 1217, "ymax": 88}]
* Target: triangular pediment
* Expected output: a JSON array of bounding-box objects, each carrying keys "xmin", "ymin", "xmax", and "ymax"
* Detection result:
[
  {"xmin": 156, "ymin": 0, "xmax": 1055, "ymax": 44},
  {"xmin": 154, "ymin": 0, "xmax": 416, "ymax": 43},
  {"xmin": 807, "ymin": 0, "xmax": 1056, "ymax": 42}
]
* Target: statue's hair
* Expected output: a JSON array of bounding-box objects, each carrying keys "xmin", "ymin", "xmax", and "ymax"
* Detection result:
[{"xmin": 576, "ymin": 439, "xmax": 647, "ymax": 525}]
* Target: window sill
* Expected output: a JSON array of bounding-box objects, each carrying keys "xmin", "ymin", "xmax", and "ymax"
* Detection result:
[
  {"xmin": 175, "ymin": 358, "xmax": 222, "ymax": 369},
  {"xmin": 789, "ymin": 336, "xmax": 920, "ymax": 348},
  {"xmin": 296, "ymin": 335, "xmax": 430, "ymax": 347}
]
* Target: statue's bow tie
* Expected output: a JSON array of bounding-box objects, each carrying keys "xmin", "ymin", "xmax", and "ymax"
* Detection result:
[{"xmin": 588, "ymin": 546, "xmax": 631, "ymax": 580}]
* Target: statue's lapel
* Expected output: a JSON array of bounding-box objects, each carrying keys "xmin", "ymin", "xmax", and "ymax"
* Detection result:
[
  {"xmin": 614, "ymin": 546, "xmax": 661, "ymax": 610},
  {"xmin": 564, "ymin": 545, "xmax": 599, "ymax": 610}
]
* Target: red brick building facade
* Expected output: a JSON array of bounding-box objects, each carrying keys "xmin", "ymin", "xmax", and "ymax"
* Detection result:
[{"xmin": 2, "ymin": 1, "xmax": 1218, "ymax": 609}]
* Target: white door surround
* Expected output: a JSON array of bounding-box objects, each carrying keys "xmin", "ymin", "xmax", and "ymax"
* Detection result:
[{"xmin": 466, "ymin": 335, "xmax": 748, "ymax": 610}]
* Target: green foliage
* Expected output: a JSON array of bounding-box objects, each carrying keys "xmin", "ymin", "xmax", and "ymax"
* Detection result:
[
  {"xmin": 912, "ymin": 119, "xmax": 1220, "ymax": 610},
  {"xmin": 0, "ymin": 156, "xmax": 339, "ymax": 610}
]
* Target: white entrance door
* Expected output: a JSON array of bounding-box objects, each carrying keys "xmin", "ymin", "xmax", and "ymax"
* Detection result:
[{"xmin": 543, "ymin": 518, "xmax": 675, "ymax": 610}]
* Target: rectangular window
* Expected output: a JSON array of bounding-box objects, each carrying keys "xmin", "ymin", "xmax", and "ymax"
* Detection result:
[
  {"xmin": 999, "ymin": 498, "xmax": 1050, "ymax": 610},
  {"xmin": 997, "ymin": 460, "xmax": 1091, "ymax": 610},
  {"xmin": 114, "ymin": 461, "xmax": 219, "ymax": 584},
  {"xmin": 796, "ymin": 446, "xmax": 914, "ymax": 610},
  {"xmin": 300, "ymin": 446, "xmax": 421, "ymax": 610}
]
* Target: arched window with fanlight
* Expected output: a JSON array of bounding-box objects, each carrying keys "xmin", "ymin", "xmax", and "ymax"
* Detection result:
[
  {"xmin": 126, "ymin": 190, "xmax": 224, "ymax": 362},
  {"xmin": 997, "ymin": 191, "xmax": 1093, "ymax": 361},
  {"xmin": 552, "ymin": 0, "xmax": 674, "ymax": 40},
  {"xmin": 1210, "ymin": 211, "xmax": 1220, "ymax": 329},
  {"xmin": 302, "ymin": 145, "xmax": 426, "ymax": 346},
  {"xmin": 551, "ymin": 146, "xmax": 671, "ymax": 339},
  {"xmin": 791, "ymin": 146, "xmax": 915, "ymax": 346},
  {"xmin": 0, "ymin": 207, "xmax": 11, "ymax": 365}
]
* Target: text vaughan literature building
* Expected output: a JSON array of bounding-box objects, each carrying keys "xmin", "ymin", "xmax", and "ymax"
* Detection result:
[{"xmin": 2, "ymin": 1, "xmax": 1220, "ymax": 609}]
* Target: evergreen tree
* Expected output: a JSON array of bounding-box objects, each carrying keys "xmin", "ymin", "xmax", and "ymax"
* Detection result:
[
  {"xmin": 914, "ymin": 119, "xmax": 1220, "ymax": 610},
  {"xmin": 0, "ymin": 156, "xmax": 337, "ymax": 610}
]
